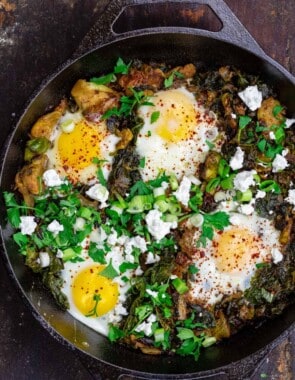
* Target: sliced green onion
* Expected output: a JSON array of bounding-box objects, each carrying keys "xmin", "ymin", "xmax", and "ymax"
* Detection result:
[
  {"xmin": 253, "ymin": 174, "xmax": 261, "ymax": 183},
  {"xmin": 154, "ymin": 199, "xmax": 169, "ymax": 213},
  {"xmin": 259, "ymin": 180, "xmax": 281, "ymax": 194},
  {"xmin": 78, "ymin": 207, "xmax": 93, "ymax": 220},
  {"xmin": 202, "ymin": 336, "xmax": 217, "ymax": 347},
  {"xmin": 206, "ymin": 177, "xmax": 220, "ymax": 193},
  {"xmin": 190, "ymin": 213, "xmax": 204, "ymax": 227},
  {"xmin": 172, "ymin": 278, "xmax": 189, "ymax": 295},
  {"xmin": 169, "ymin": 174, "xmax": 178, "ymax": 190},
  {"xmin": 167, "ymin": 200, "xmax": 181, "ymax": 215},
  {"xmin": 218, "ymin": 159, "xmax": 230, "ymax": 178},
  {"xmin": 127, "ymin": 194, "xmax": 154, "ymax": 214},
  {"xmin": 61, "ymin": 119, "xmax": 75, "ymax": 133},
  {"xmin": 62, "ymin": 248, "xmax": 77, "ymax": 262},
  {"xmin": 220, "ymin": 174, "xmax": 235, "ymax": 190},
  {"xmin": 236, "ymin": 189, "xmax": 252, "ymax": 202},
  {"xmin": 163, "ymin": 213, "xmax": 178, "ymax": 223},
  {"xmin": 153, "ymin": 187, "xmax": 165, "ymax": 198},
  {"xmin": 154, "ymin": 328, "xmax": 165, "ymax": 342}
]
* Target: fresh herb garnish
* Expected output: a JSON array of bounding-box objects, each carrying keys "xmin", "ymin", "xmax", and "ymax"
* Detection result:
[
  {"xmin": 90, "ymin": 57, "xmax": 130, "ymax": 85},
  {"xmin": 150, "ymin": 111, "xmax": 160, "ymax": 124},
  {"xmin": 99, "ymin": 259, "xmax": 119, "ymax": 279},
  {"xmin": 85, "ymin": 294, "xmax": 101, "ymax": 317},
  {"xmin": 103, "ymin": 88, "xmax": 153, "ymax": 119},
  {"xmin": 164, "ymin": 71, "xmax": 184, "ymax": 88},
  {"xmin": 197, "ymin": 211, "xmax": 230, "ymax": 247}
]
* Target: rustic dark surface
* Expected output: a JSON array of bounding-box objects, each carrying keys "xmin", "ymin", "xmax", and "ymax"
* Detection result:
[{"xmin": 0, "ymin": 0, "xmax": 294, "ymax": 379}]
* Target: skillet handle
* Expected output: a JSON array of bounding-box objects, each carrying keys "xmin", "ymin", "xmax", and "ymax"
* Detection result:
[{"xmin": 74, "ymin": 0, "xmax": 266, "ymax": 58}]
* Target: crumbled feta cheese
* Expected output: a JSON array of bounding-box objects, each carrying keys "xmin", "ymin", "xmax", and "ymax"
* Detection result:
[
  {"xmin": 39, "ymin": 251, "xmax": 50, "ymax": 268},
  {"xmin": 229, "ymin": 147, "xmax": 244, "ymax": 170},
  {"xmin": 238, "ymin": 85, "xmax": 262, "ymax": 111},
  {"xmin": 231, "ymin": 113, "xmax": 237, "ymax": 119},
  {"xmin": 85, "ymin": 184, "xmax": 109, "ymax": 208},
  {"xmin": 145, "ymin": 209, "xmax": 177, "ymax": 241},
  {"xmin": 238, "ymin": 203, "xmax": 255, "ymax": 215},
  {"xmin": 186, "ymin": 175, "xmax": 201, "ymax": 186},
  {"xmin": 89, "ymin": 227, "xmax": 107, "ymax": 244},
  {"xmin": 285, "ymin": 118, "xmax": 295, "ymax": 128},
  {"xmin": 229, "ymin": 213, "xmax": 242, "ymax": 225},
  {"xmin": 107, "ymin": 229, "xmax": 118, "ymax": 246},
  {"xmin": 170, "ymin": 274, "xmax": 178, "ymax": 280},
  {"xmin": 233, "ymin": 170, "xmax": 256, "ymax": 192},
  {"xmin": 269, "ymin": 131, "xmax": 276, "ymax": 140},
  {"xmin": 47, "ymin": 220, "xmax": 64, "ymax": 235},
  {"xmin": 56, "ymin": 249, "xmax": 63, "ymax": 259},
  {"xmin": 124, "ymin": 236, "xmax": 147, "ymax": 256},
  {"xmin": 271, "ymin": 248, "xmax": 283, "ymax": 264},
  {"xmin": 272, "ymin": 153, "xmax": 289, "ymax": 173},
  {"xmin": 135, "ymin": 314, "xmax": 157, "ymax": 336},
  {"xmin": 173, "ymin": 176, "xmax": 191, "ymax": 206},
  {"xmin": 134, "ymin": 267, "xmax": 144, "ymax": 276},
  {"xmin": 19, "ymin": 216, "xmax": 37, "ymax": 235},
  {"xmin": 146, "ymin": 289, "xmax": 158, "ymax": 298},
  {"xmin": 73, "ymin": 217, "xmax": 85, "ymax": 231},
  {"xmin": 43, "ymin": 169, "xmax": 64, "ymax": 187},
  {"xmin": 285, "ymin": 189, "xmax": 295, "ymax": 209},
  {"xmin": 145, "ymin": 251, "xmax": 160, "ymax": 264},
  {"xmin": 255, "ymin": 190, "xmax": 266, "ymax": 199}
]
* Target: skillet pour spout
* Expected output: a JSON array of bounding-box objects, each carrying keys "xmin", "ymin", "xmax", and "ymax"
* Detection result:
[{"xmin": 0, "ymin": 1, "xmax": 294, "ymax": 379}]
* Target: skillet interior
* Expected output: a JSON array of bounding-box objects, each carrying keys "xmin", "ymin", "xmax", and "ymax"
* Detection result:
[{"xmin": 1, "ymin": 32, "xmax": 294, "ymax": 376}]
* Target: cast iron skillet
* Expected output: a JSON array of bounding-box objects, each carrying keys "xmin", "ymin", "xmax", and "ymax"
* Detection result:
[{"xmin": 0, "ymin": 1, "xmax": 294, "ymax": 379}]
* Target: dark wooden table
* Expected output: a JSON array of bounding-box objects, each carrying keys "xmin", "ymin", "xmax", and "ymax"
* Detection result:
[{"xmin": 0, "ymin": 1, "xmax": 294, "ymax": 379}]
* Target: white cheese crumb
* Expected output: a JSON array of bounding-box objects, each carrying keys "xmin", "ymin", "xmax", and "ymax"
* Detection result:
[
  {"xmin": 233, "ymin": 170, "xmax": 256, "ymax": 192},
  {"xmin": 271, "ymin": 248, "xmax": 283, "ymax": 264},
  {"xmin": 186, "ymin": 175, "xmax": 201, "ymax": 186},
  {"xmin": 238, "ymin": 85, "xmax": 263, "ymax": 111},
  {"xmin": 73, "ymin": 217, "xmax": 86, "ymax": 231},
  {"xmin": 255, "ymin": 190, "xmax": 266, "ymax": 199},
  {"xmin": 56, "ymin": 249, "xmax": 63, "ymax": 259},
  {"xmin": 89, "ymin": 227, "xmax": 107, "ymax": 244},
  {"xmin": 238, "ymin": 203, "xmax": 255, "ymax": 215},
  {"xmin": 124, "ymin": 236, "xmax": 147, "ymax": 260},
  {"xmin": 173, "ymin": 176, "xmax": 191, "ymax": 206},
  {"xmin": 39, "ymin": 251, "xmax": 50, "ymax": 268},
  {"xmin": 285, "ymin": 118, "xmax": 295, "ymax": 128},
  {"xmin": 19, "ymin": 216, "xmax": 37, "ymax": 235},
  {"xmin": 285, "ymin": 189, "xmax": 295, "ymax": 209},
  {"xmin": 231, "ymin": 113, "xmax": 237, "ymax": 119},
  {"xmin": 145, "ymin": 209, "xmax": 177, "ymax": 241},
  {"xmin": 145, "ymin": 251, "xmax": 160, "ymax": 264},
  {"xmin": 146, "ymin": 289, "xmax": 158, "ymax": 298},
  {"xmin": 107, "ymin": 229, "xmax": 118, "ymax": 246},
  {"xmin": 269, "ymin": 131, "xmax": 276, "ymax": 140},
  {"xmin": 43, "ymin": 169, "xmax": 64, "ymax": 187},
  {"xmin": 47, "ymin": 220, "xmax": 64, "ymax": 235},
  {"xmin": 229, "ymin": 214, "xmax": 242, "ymax": 225},
  {"xmin": 86, "ymin": 184, "xmax": 109, "ymax": 208},
  {"xmin": 135, "ymin": 314, "xmax": 157, "ymax": 336},
  {"xmin": 229, "ymin": 147, "xmax": 244, "ymax": 170},
  {"xmin": 272, "ymin": 153, "xmax": 289, "ymax": 173}
]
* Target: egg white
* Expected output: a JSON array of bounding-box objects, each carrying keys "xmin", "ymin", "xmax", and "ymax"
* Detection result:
[
  {"xmin": 46, "ymin": 111, "xmax": 120, "ymax": 185},
  {"xmin": 188, "ymin": 212, "xmax": 283, "ymax": 306},
  {"xmin": 136, "ymin": 87, "xmax": 222, "ymax": 181},
  {"xmin": 61, "ymin": 242, "xmax": 130, "ymax": 336}
]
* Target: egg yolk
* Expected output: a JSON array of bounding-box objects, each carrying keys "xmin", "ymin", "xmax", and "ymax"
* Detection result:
[
  {"xmin": 72, "ymin": 265, "xmax": 119, "ymax": 317},
  {"xmin": 153, "ymin": 89, "xmax": 197, "ymax": 143},
  {"xmin": 214, "ymin": 227, "xmax": 262, "ymax": 274},
  {"xmin": 58, "ymin": 120, "xmax": 103, "ymax": 171}
]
